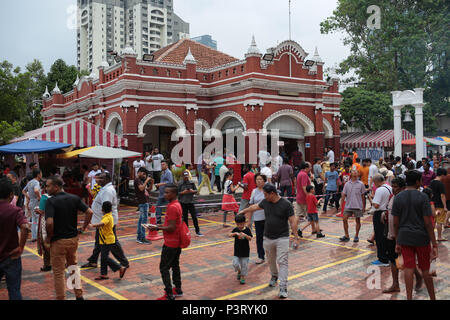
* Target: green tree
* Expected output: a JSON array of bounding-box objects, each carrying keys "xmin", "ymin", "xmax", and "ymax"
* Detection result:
[
  {"xmin": 340, "ymin": 87, "xmax": 393, "ymax": 132},
  {"xmin": 46, "ymin": 59, "xmax": 80, "ymax": 94},
  {"xmin": 0, "ymin": 121, "xmax": 23, "ymax": 145},
  {"xmin": 321, "ymin": 0, "xmax": 449, "ymax": 134}
]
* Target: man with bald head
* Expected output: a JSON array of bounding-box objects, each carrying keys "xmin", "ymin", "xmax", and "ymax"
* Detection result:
[{"xmin": 339, "ymin": 169, "xmax": 366, "ymax": 242}]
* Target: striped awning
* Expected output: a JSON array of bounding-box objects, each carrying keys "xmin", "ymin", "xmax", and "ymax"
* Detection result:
[
  {"xmin": 11, "ymin": 119, "xmax": 128, "ymax": 148},
  {"xmin": 340, "ymin": 129, "xmax": 414, "ymax": 149}
]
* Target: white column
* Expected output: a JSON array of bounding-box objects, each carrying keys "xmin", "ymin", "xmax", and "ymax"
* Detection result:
[
  {"xmin": 414, "ymin": 103, "xmax": 425, "ymax": 160},
  {"xmin": 393, "ymin": 105, "xmax": 403, "ymax": 158}
]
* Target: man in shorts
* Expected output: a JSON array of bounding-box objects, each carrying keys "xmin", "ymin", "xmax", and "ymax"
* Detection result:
[
  {"xmin": 295, "ymin": 162, "xmax": 311, "ymax": 232},
  {"xmin": 339, "ymin": 170, "xmax": 366, "ymax": 242},
  {"xmin": 392, "ymin": 170, "xmax": 437, "ymax": 300}
]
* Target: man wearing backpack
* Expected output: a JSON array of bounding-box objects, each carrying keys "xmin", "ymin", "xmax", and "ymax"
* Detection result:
[
  {"xmin": 393, "ymin": 156, "xmax": 406, "ymax": 179},
  {"xmin": 148, "ymin": 183, "xmax": 185, "ymax": 300}
]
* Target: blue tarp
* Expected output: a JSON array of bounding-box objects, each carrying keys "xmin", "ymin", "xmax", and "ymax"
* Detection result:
[{"xmin": 0, "ymin": 139, "xmax": 72, "ymax": 154}]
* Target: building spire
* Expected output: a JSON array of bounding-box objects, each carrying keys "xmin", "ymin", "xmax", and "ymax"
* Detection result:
[
  {"xmin": 183, "ymin": 47, "xmax": 197, "ymax": 64},
  {"xmin": 246, "ymin": 35, "xmax": 261, "ymax": 57},
  {"xmin": 52, "ymin": 82, "xmax": 61, "ymax": 94}
]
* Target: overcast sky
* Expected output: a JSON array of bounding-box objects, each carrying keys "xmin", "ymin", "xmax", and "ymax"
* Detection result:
[{"xmin": 0, "ymin": 0, "xmax": 350, "ymax": 74}]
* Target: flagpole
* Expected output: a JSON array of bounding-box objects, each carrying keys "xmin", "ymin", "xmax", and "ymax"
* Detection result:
[{"xmin": 289, "ymin": 0, "xmax": 292, "ymax": 77}]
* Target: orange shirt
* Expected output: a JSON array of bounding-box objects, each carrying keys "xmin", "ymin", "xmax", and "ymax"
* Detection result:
[
  {"xmin": 360, "ymin": 166, "xmax": 369, "ymax": 185},
  {"xmin": 352, "ymin": 162, "xmax": 362, "ymax": 178},
  {"xmin": 352, "ymin": 153, "xmax": 358, "ymax": 164}
]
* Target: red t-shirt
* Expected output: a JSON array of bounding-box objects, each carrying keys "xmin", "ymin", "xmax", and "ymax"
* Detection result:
[
  {"xmin": 0, "ymin": 201, "xmax": 27, "ymax": 262},
  {"xmin": 242, "ymin": 171, "xmax": 256, "ymax": 200},
  {"xmin": 306, "ymin": 194, "xmax": 318, "ymax": 214},
  {"xmin": 296, "ymin": 170, "xmax": 310, "ymax": 204},
  {"xmin": 163, "ymin": 200, "xmax": 182, "ymax": 248}
]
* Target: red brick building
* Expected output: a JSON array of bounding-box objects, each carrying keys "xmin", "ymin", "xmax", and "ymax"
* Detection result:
[{"xmin": 41, "ymin": 37, "xmax": 342, "ymax": 163}]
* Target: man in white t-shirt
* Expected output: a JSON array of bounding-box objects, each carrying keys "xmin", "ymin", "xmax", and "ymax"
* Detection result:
[
  {"xmin": 258, "ymin": 150, "xmax": 271, "ymax": 169},
  {"xmin": 88, "ymin": 164, "xmax": 102, "ymax": 190},
  {"xmin": 149, "ymin": 148, "xmax": 164, "ymax": 184},
  {"xmin": 368, "ymin": 159, "xmax": 379, "ymax": 188},
  {"xmin": 133, "ymin": 157, "xmax": 145, "ymax": 179},
  {"xmin": 371, "ymin": 174, "xmax": 392, "ymax": 267},
  {"xmin": 326, "ymin": 147, "xmax": 335, "ymax": 163},
  {"xmin": 260, "ymin": 162, "xmax": 273, "ymax": 184},
  {"xmin": 144, "ymin": 152, "xmax": 153, "ymax": 174}
]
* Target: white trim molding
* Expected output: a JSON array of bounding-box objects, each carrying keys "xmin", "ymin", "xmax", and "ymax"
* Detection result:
[
  {"xmin": 105, "ymin": 112, "xmax": 123, "ymax": 132},
  {"xmin": 263, "ymin": 109, "xmax": 315, "ymax": 137},
  {"xmin": 138, "ymin": 109, "xmax": 186, "ymax": 136},
  {"xmin": 212, "ymin": 111, "xmax": 247, "ymax": 131},
  {"xmin": 322, "ymin": 118, "xmax": 334, "ymax": 139}
]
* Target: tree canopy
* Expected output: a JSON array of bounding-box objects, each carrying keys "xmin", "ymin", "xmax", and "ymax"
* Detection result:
[{"xmin": 321, "ymin": 0, "xmax": 449, "ymax": 134}]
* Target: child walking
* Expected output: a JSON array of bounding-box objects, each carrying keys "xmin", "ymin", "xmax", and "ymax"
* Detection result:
[
  {"xmin": 300, "ymin": 185, "xmax": 325, "ymax": 238},
  {"xmin": 222, "ymin": 171, "xmax": 240, "ymax": 227},
  {"xmin": 229, "ymin": 214, "xmax": 253, "ymax": 284},
  {"xmin": 89, "ymin": 201, "xmax": 127, "ymax": 280}
]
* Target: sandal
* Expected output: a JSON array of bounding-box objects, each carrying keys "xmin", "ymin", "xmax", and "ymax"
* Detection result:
[
  {"xmin": 382, "ymin": 287, "xmax": 400, "ymax": 293},
  {"xmin": 119, "ymin": 267, "xmax": 127, "ymax": 279},
  {"xmin": 81, "ymin": 262, "xmax": 97, "ymax": 269},
  {"xmin": 95, "ymin": 276, "xmax": 109, "ymax": 280}
]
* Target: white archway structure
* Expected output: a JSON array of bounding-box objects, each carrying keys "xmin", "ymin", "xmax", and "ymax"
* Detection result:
[
  {"xmin": 323, "ymin": 118, "xmax": 334, "ymax": 139},
  {"xmin": 263, "ymin": 109, "xmax": 315, "ymax": 136},
  {"xmin": 138, "ymin": 110, "xmax": 186, "ymax": 136},
  {"xmin": 211, "ymin": 111, "xmax": 247, "ymax": 131},
  {"xmin": 105, "ymin": 112, "xmax": 123, "ymax": 136}
]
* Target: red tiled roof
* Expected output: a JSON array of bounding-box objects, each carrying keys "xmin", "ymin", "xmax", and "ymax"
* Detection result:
[{"xmin": 153, "ymin": 39, "xmax": 239, "ymax": 69}]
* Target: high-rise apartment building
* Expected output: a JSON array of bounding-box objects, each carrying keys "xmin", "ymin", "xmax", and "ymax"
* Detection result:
[{"xmin": 77, "ymin": 0, "xmax": 189, "ymax": 73}]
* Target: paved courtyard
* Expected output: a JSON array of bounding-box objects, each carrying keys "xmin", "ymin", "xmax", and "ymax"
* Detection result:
[{"xmin": 1, "ymin": 204, "xmax": 449, "ymax": 300}]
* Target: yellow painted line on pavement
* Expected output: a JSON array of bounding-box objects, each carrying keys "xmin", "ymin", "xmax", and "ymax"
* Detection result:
[
  {"xmin": 214, "ymin": 251, "xmax": 372, "ymax": 300},
  {"xmin": 127, "ymin": 238, "xmax": 234, "ymax": 262},
  {"xmin": 77, "ymin": 222, "xmax": 217, "ymax": 245},
  {"xmin": 24, "ymin": 246, "xmax": 128, "ymax": 300}
]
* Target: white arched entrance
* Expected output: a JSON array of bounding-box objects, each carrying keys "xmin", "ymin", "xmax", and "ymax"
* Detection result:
[
  {"xmin": 138, "ymin": 110, "xmax": 185, "ymax": 156},
  {"xmin": 263, "ymin": 110, "xmax": 315, "ymax": 161},
  {"xmin": 105, "ymin": 112, "xmax": 123, "ymax": 136}
]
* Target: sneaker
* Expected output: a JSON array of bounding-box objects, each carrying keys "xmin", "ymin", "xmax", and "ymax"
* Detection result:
[
  {"xmin": 316, "ymin": 233, "xmax": 325, "ymax": 238},
  {"xmin": 196, "ymin": 232, "xmax": 204, "ymax": 237},
  {"xmin": 268, "ymin": 276, "xmax": 278, "ymax": 287},
  {"xmin": 339, "ymin": 236, "xmax": 350, "ymax": 242},
  {"xmin": 172, "ymin": 288, "xmax": 183, "ymax": 297},
  {"xmin": 371, "ymin": 260, "xmax": 390, "ymax": 267},
  {"xmin": 297, "ymin": 229, "xmax": 303, "ymax": 238},
  {"xmin": 255, "ymin": 258, "xmax": 265, "ymax": 264},
  {"xmin": 156, "ymin": 293, "xmax": 175, "ymax": 300},
  {"xmin": 240, "ymin": 278, "xmax": 246, "ymax": 285},
  {"xmin": 279, "ymin": 288, "xmax": 288, "ymax": 299},
  {"xmin": 137, "ymin": 239, "xmax": 151, "ymax": 244},
  {"xmin": 353, "ymin": 236, "xmax": 359, "ymax": 243}
]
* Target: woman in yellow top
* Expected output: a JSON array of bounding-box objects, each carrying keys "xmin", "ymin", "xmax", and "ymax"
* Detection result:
[{"xmin": 89, "ymin": 201, "xmax": 127, "ymax": 280}]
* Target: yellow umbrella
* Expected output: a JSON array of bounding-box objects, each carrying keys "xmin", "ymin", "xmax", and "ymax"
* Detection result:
[{"xmin": 57, "ymin": 147, "xmax": 95, "ymax": 159}]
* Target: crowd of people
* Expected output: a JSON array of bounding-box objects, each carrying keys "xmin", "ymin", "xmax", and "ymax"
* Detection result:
[{"xmin": 0, "ymin": 145, "xmax": 449, "ymax": 300}]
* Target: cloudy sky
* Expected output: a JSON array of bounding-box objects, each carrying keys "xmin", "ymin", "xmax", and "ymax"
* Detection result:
[{"xmin": 0, "ymin": 0, "xmax": 350, "ymax": 74}]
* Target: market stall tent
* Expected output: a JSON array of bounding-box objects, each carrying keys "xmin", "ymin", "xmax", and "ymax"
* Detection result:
[
  {"xmin": 58, "ymin": 146, "xmax": 141, "ymax": 159},
  {"xmin": 0, "ymin": 139, "xmax": 71, "ymax": 154},
  {"xmin": 11, "ymin": 119, "xmax": 128, "ymax": 148}
]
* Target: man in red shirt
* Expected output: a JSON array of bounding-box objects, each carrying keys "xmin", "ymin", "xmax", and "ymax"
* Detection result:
[
  {"xmin": 239, "ymin": 165, "xmax": 256, "ymax": 211},
  {"xmin": 149, "ymin": 184, "xmax": 183, "ymax": 300},
  {"xmin": 295, "ymin": 162, "xmax": 311, "ymax": 235}
]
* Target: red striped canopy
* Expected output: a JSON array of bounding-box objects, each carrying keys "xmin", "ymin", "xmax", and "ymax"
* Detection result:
[
  {"xmin": 11, "ymin": 119, "xmax": 127, "ymax": 148},
  {"xmin": 340, "ymin": 129, "xmax": 414, "ymax": 149}
]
